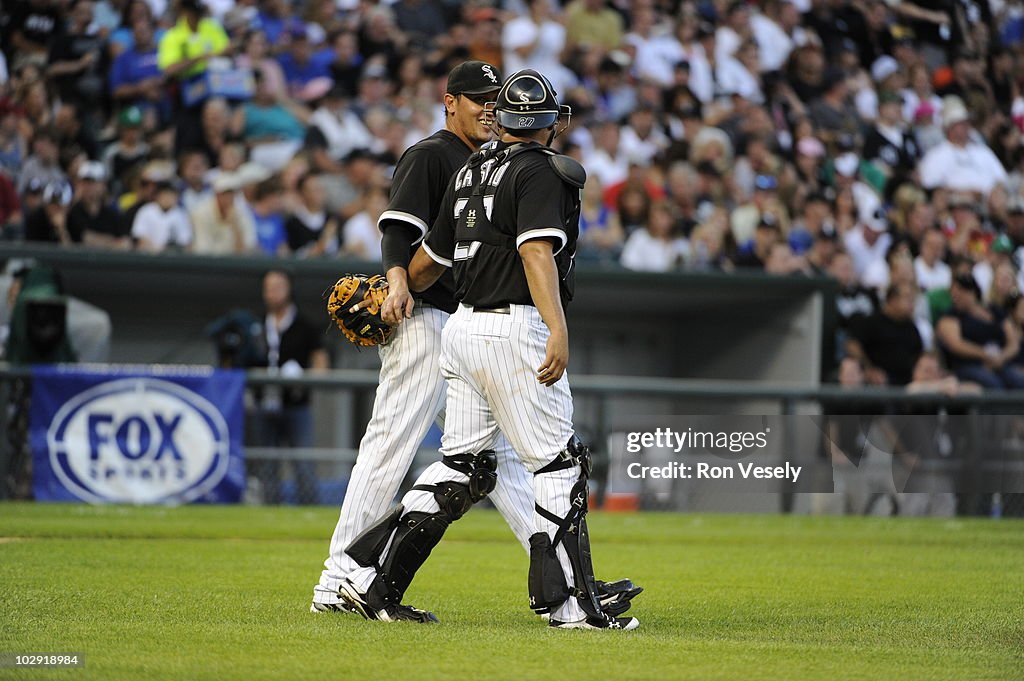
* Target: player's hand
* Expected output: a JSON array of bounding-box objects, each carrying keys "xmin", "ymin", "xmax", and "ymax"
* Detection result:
[
  {"xmin": 381, "ymin": 287, "xmax": 414, "ymax": 325},
  {"xmin": 537, "ymin": 330, "xmax": 568, "ymax": 386}
]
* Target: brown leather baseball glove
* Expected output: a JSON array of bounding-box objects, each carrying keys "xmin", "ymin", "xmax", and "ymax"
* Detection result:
[{"xmin": 326, "ymin": 274, "xmax": 394, "ymax": 347}]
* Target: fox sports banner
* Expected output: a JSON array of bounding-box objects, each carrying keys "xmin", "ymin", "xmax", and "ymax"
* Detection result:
[{"xmin": 30, "ymin": 366, "xmax": 246, "ymax": 504}]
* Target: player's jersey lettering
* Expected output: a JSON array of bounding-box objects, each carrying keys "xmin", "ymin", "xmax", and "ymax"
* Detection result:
[
  {"xmin": 489, "ymin": 163, "xmax": 510, "ymax": 188},
  {"xmin": 454, "ymin": 241, "xmax": 482, "ymax": 261},
  {"xmin": 455, "ymin": 167, "xmax": 475, "ymax": 190}
]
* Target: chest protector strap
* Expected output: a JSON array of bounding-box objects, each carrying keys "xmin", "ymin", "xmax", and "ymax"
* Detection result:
[{"xmin": 456, "ymin": 143, "xmax": 583, "ymax": 253}]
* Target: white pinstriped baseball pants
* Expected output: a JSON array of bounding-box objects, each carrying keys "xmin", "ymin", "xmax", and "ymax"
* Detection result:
[
  {"xmin": 349, "ymin": 303, "xmax": 586, "ymax": 622},
  {"xmin": 313, "ymin": 305, "xmax": 535, "ymax": 605}
]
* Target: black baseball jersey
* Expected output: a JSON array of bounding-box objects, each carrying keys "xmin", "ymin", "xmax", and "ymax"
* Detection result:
[
  {"xmin": 863, "ymin": 125, "xmax": 921, "ymax": 175},
  {"xmin": 423, "ymin": 141, "xmax": 580, "ymax": 309},
  {"xmin": 378, "ymin": 129, "xmax": 470, "ymax": 314}
]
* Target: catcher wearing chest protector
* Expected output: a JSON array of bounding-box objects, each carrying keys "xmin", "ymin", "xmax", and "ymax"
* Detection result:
[{"xmin": 309, "ymin": 61, "xmax": 638, "ymax": 622}]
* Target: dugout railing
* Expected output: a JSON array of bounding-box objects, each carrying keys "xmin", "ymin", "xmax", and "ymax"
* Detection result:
[{"xmin": 1, "ymin": 365, "xmax": 1022, "ymax": 515}]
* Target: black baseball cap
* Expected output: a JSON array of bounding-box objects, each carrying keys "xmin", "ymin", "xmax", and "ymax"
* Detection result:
[{"xmin": 446, "ymin": 61, "xmax": 502, "ymax": 96}]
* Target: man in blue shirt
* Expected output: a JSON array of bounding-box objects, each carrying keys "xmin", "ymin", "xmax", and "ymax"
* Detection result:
[
  {"xmin": 276, "ymin": 27, "xmax": 333, "ymax": 99},
  {"xmin": 109, "ymin": 19, "xmax": 172, "ymax": 125}
]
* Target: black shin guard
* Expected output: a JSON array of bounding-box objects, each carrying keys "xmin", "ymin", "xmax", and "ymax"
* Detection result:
[
  {"xmin": 345, "ymin": 452, "xmax": 498, "ymax": 610},
  {"xmin": 531, "ymin": 436, "xmax": 606, "ymax": 619}
]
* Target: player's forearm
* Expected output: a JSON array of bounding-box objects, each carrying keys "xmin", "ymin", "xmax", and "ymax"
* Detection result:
[
  {"xmin": 408, "ymin": 246, "xmax": 444, "ymax": 292},
  {"xmin": 386, "ymin": 265, "xmax": 409, "ymax": 292},
  {"xmin": 520, "ymin": 241, "xmax": 567, "ymax": 338}
]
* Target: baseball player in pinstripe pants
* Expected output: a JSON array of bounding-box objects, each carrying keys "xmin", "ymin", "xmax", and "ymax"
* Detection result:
[
  {"xmin": 311, "ymin": 63, "xmax": 640, "ymax": 622},
  {"xmin": 334, "ymin": 69, "xmax": 641, "ymax": 629},
  {"xmin": 311, "ymin": 62, "xmax": 537, "ymax": 619}
]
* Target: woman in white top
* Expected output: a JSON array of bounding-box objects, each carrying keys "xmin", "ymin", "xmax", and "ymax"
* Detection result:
[{"xmin": 620, "ymin": 200, "xmax": 690, "ymax": 272}]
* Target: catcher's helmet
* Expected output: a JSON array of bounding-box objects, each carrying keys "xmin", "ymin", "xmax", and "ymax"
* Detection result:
[{"xmin": 493, "ymin": 69, "xmax": 563, "ymax": 131}]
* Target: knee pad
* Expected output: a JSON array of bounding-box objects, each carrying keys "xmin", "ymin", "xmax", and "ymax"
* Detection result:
[
  {"xmin": 430, "ymin": 481, "xmax": 475, "ymax": 520},
  {"xmin": 442, "ymin": 450, "xmax": 497, "ymax": 502}
]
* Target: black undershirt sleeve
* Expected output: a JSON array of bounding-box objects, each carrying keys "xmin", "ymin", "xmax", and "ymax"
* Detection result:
[{"xmin": 380, "ymin": 222, "xmax": 421, "ymax": 271}]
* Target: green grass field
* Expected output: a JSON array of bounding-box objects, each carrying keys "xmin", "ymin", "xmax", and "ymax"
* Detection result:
[{"xmin": 0, "ymin": 503, "xmax": 1021, "ymax": 681}]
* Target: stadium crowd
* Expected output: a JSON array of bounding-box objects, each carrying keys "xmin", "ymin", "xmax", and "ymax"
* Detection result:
[{"xmin": 2, "ymin": 0, "xmax": 1024, "ymax": 386}]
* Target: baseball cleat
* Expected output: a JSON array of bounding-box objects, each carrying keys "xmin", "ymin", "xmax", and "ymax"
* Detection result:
[
  {"xmin": 596, "ymin": 579, "xmax": 644, "ymax": 616},
  {"xmin": 549, "ymin": 615, "xmax": 640, "ymax": 631},
  {"xmin": 310, "ymin": 601, "xmax": 358, "ymax": 614},
  {"xmin": 338, "ymin": 580, "xmax": 439, "ymax": 623},
  {"xmin": 376, "ymin": 603, "xmax": 440, "ymax": 623}
]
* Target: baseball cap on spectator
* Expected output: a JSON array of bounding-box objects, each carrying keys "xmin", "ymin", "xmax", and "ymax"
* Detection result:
[
  {"xmin": 859, "ymin": 197, "xmax": 887, "ymax": 232},
  {"xmin": 344, "ymin": 148, "xmax": 380, "ymax": 164},
  {"xmin": 43, "ymin": 181, "xmax": 72, "ymax": 206},
  {"xmin": 213, "ymin": 172, "xmax": 242, "ymax": 193},
  {"xmin": 119, "ymin": 106, "xmax": 143, "ymax": 128},
  {"xmin": 24, "ymin": 177, "xmax": 45, "ymax": 195},
  {"xmin": 806, "ymin": 190, "xmax": 831, "ymax": 206},
  {"xmin": 992, "ymin": 234, "xmax": 1014, "ymax": 254},
  {"xmin": 446, "ymin": 61, "xmax": 503, "ymax": 95},
  {"xmin": 818, "ymin": 222, "xmax": 839, "ymax": 241},
  {"xmin": 754, "ymin": 174, "xmax": 778, "ymax": 191},
  {"xmin": 78, "ymin": 161, "xmax": 106, "ymax": 182},
  {"xmin": 835, "ymin": 133, "xmax": 858, "ymax": 152},
  {"xmin": 838, "ymin": 38, "xmax": 858, "ymax": 55},
  {"xmin": 879, "ymin": 90, "xmax": 903, "ymax": 106},
  {"xmin": 153, "ymin": 178, "xmax": 178, "ymax": 193},
  {"xmin": 607, "ymin": 50, "xmax": 632, "ymax": 69},
  {"xmin": 362, "ymin": 62, "xmax": 389, "ymax": 81},
  {"xmin": 834, "ymin": 152, "xmax": 859, "ymax": 177},
  {"xmin": 796, "ymin": 137, "xmax": 825, "ymax": 158},
  {"xmin": 757, "ymin": 213, "xmax": 782, "ymax": 231},
  {"xmin": 598, "ymin": 56, "xmax": 624, "ymax": 75},
  {"xmin": 942, "ymin": 95, "xmax": 970, "ymax": 128},
  {"xmin": 697, "ymin": 22, "xmax": 716, "ymax": 39},
  {"xmin": 890, "ymin": 24, "xmax": 915, "ymax": 45},
  {"xmin": 141, "ymin": 160, "xmax": 176, "ymax": 183},
  {"xmin": 237, "ymin": 162, "xmax": 272, "ymax": 187},
  {"xmin": 180, "ymin": 0, "xmax": 205, "ymax": 14},
  {"xmin": 1008, "ymin": 197, "xmax": 1024, "ymax": 214},
  {"xmin": 289, "ymin": 25, "xmax": 309, "ymax": 41},
  {"xmin": 870, "ymin": 56, "xmax": 900, "ymax": 83}
]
